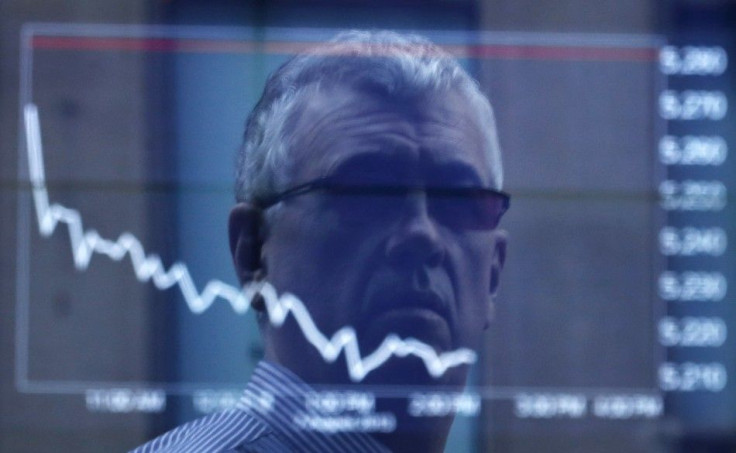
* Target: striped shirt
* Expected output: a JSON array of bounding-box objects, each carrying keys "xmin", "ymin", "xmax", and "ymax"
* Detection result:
[{"xmin": 130, "ymin": 361, "xmax": 391, "ymax": 452}]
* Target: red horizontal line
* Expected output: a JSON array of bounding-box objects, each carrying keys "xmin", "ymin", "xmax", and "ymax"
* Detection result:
[
  {"xmin": 31, "ymin": 36, "xmax": 260, "ymax": 53},
  {"xmin": 31, "ymin": 36, "xmax": 658, "ymax": 62},
  {"xmin": 446, "ymin": 43, "xmax": 658, "ymax": 61}
]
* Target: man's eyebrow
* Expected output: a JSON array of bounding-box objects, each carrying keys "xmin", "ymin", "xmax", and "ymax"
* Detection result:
[
  {"xmin": 324, "ymin": 148, "xmax": 415, "ymax": 179},
  {"xmin": 427, "ymin": 160, "xmax": 485, "ymax": 186}
]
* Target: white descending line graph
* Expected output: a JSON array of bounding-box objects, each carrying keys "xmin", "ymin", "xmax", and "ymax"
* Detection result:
[{"xmin": 22, "ymin": 102, "xmax": 477, "ymax": 382}]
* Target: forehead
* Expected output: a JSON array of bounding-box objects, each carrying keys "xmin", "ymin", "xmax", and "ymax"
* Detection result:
[{"xmin": 287, "ymin": 84, "xmax": 492, "ymax": 185}]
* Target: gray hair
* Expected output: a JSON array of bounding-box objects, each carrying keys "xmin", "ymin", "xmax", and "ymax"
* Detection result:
[{"xmin": 235, "ymin": 30, "xmax": 503, "ymax": 205}]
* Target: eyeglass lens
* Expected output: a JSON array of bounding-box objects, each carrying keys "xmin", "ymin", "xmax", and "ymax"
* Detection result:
[{"xmin": 319, "ymin": 188, "xmax": 506, "ymax": 230}]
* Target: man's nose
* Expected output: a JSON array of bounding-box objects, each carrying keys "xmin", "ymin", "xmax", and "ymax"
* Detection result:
[{"xmin": 384, "ymin": 192, "xmax": 445, "ymax": 268}]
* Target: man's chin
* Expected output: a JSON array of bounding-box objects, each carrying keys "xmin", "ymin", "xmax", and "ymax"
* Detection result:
[
  {"xmin": 359, "ymin": 350, "xmax": 469, "ymax": 391},
  {"xmin": 357, "ymin": 310, "xmax": 458, "ymax": 384}
]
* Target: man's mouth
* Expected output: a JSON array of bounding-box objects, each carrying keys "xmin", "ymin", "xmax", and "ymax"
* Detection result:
[
  {"xmin": 363, "ymin": 288, "xmax": 452, "ymax": 330},
  {"xmin": 358, "ymin": 287, "xmax": 454, "ymax": 355},
  {"xmin": 356, "ymin": 266, "xmax": 458, "ymax": 352}
]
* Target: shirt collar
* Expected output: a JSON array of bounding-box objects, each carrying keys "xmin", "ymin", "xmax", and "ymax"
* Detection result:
[{"xmin": 237, "ymin": 360, "xmax": 391, "ymax": 453}]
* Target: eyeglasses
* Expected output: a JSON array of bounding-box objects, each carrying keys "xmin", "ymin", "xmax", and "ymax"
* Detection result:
[{"xmin": 256, "ymin": 177, "xmax": 510, "ymax": 230}]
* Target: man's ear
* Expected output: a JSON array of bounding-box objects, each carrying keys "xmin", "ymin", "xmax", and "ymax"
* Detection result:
[
  {"xmin": 486, "ymin": 229, "xmax": 508, "ymax": 329},
  {"xmin": 228, "ymin": 203, "xmax": 265, "ymax": 285}
]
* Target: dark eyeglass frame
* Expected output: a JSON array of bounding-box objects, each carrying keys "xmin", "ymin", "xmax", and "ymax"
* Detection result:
[{"xmin": 256, "ymin": 177, "xmax": 510, "ymax": 229}]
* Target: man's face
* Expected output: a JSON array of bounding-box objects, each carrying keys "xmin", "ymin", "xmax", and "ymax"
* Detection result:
[{"xmin": 262, "ymin": 84, "xmax": 506, "ymax": 386}]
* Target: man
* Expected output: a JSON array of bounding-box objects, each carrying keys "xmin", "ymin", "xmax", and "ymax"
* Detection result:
[{"xmin": 132, "ymin": 30, "xmax": 508, "ymax": 453}]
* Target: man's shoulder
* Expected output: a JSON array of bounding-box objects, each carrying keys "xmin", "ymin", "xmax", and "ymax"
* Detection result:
[{"xmin": 128, "ymin": 408, "xmax": 276, "ymax": 453}]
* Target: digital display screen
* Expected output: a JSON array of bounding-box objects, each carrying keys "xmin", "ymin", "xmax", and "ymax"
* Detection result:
[{"xmin": 2, "ymin": 2, "xmax": 735, "ymax": 452}]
